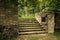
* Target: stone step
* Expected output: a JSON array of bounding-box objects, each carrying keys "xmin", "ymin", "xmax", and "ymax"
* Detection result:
[
  {"xmin": 18, "ymin": 31, "xmax": 47, "ymax": 35},
  {"xmin": 18, "ymin": 27, "xmax": 42, "ymax": 29},
  {"xmin": 19, "ymin": 23, "xmax": 40, "ymax": 25},
  {"xmin": 19, "ymin": 18, "xmax": 36, "ymax": 21},
  {"xmin": 19, "ymin": 23, "xmax": 39, "ymax": 25},
  {"xmin": 19, "ymin": 24, "xmax": 40, "ymax": 27},
  {"xmin": 18, "ymin": 29, "xmax": 45, "ymax": 32},
  {"xmin": 19, "ymin": 19, "xmax": 38, "ymax": 23},
  {"xmin": 19, "ymin": 28, "xmax": 43, "ymax": 31},
  {"xmin": 19, "ymin": 24, "xmax": 40, "ymax": 26},
  {"xmin": 19, "ymin": 25, "xmax": 41, "ymax": 27},
  {"xmin": 18, "ymin": 18, "xmax": 48, "ymax": 35},
  {"xmin": 19, "ymin": 21, "xmax": 38, "ymax": 23}
]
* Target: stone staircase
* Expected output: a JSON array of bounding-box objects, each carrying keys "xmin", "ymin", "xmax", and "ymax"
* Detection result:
[{"xmin": 18, "ymin": 18, "xmax": 48, "ymax": 35}]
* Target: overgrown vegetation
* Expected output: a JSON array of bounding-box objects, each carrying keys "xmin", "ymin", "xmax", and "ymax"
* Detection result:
[
  {"xmin": 0, "ymin": 0, "xmax": 17, "ymax": 9},
  {"xmin": 54, "ymin": 29, "xmax": 60, "ymax": 40},
  {"xmin": 0, "ymin": 0, "xmax": 18, "ymax": 40},
  {"xmin": 18, "ymin": 0, "xmax": 60, "ymax": 18},
  {"xmin": 0, "ymin": 25, "xmax": 18, "ymax": 40}
]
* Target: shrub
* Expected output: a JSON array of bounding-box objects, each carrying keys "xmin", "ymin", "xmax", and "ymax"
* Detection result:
[{"xmin": 0, "ymin": 25, "xmax": 18, "ymax": 40}]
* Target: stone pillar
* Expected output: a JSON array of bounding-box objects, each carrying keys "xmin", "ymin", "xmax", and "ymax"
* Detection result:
[
  {"xmin": 35, "ymin": 13, "xmax": 41, "ymax": 23},
  {"xmin": 0, "ymin": 5, "xmax": 18, "ymax": 25},
  {"xmin": 48, "ymin": 13, "xmax": 55, "ymax": 33}
]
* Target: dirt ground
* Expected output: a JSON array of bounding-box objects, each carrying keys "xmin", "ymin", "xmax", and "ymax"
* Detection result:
[{"xmin": 17, "ymin": 34, "xmax": 57, "ymax": 40}]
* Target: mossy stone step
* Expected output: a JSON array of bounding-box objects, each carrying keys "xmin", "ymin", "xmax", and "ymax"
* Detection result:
[
  {"xmin": 18, "ymin": 31, "xmax": 47, "ymax": 35},
  {"xmin": 18, "ymin": 18, "xmax": 47, "ymax": 35},
  {"xmin": 19, "ymin": 23, "xmax": 39, "ymax": 25},
  {"xmin": 19, "ymin": 21, "xmax": 38, "ymax": 23},
  {"xmin": 18, "ymin": 27, "xmax": 42, "ymax": 29},
  {"xmin": 18, "ymin": 29, "xmax": 45, "ymax": 32},
  {"xmin": 19, "ymin": 25, "xmax": 40, "ymax": 27},
  {"xmin": 19, "ymin": 18, "xmax": 38, "ymax": 23},
  {"xmin": 18, "ymin": 29, "xmax": 46, "ymax": 32},
  {"xmin": 19, "ymin": 23, "xmax": 40, "ymax": 26},
  {"xmin": 19, "ymin": 28, "xmax": 43, "ymax": 30}
]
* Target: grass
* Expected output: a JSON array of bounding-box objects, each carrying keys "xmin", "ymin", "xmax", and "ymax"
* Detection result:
[
  {"xmin": 18, "ymin": 34, "xmax": 57, "ymax": 40},
  {"xmin": 54, "ymin": 29, "xmax": 60, "ymax": 40},
  {"xmin": 18, "ymin": 14, "xmax": 35, "ymax": 19}
]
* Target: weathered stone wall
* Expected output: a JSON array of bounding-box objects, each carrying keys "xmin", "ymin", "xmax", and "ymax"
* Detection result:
[
  {"xmin": 35, "ymin": 12, "xmax": 55, "ymax": 33},
  {"xmin": 0, "ymin": 5, "xmax": 18, "ymax": 40},
  {"xmin": 0, "ymin": 7, "xmax": 6, "ymax": 25},
  {"xmin": 0, "ymin": 5, "xmax": 17, "ymax": 25},
  {"xmin": 35, "ymin": 12, "xmax": 41, "ymax": 23},
  {"xmin": 35, "ymin": 12, "xmax": 48, "ymax": 24}
]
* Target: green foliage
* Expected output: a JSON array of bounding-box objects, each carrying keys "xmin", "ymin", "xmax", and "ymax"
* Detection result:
[
  {"xmin": 41, "ymin": 0, "xmax": 60, "ymax": 13},
  {"xmin": 18, "ymin": 0, "xmax": 60, "ymax": 18},
  {"xmin": 0, "ymin": 0, "xmax": 18, "ymax": 8},
  {"xmin": 19, "ymin": 14, "xmax": 35, "ymax": 18},
  {"xmin": 18, "ymin": 0, "xmax": 41, "ymax": 15}
]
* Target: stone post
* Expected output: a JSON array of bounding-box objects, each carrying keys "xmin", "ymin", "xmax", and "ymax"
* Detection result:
[{"xmin": 48, "ymin": 13, "xmax": 55, "ymax": 33}]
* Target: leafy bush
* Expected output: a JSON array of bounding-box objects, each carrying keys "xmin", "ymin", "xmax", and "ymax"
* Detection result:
[{"xmin": 0, "ymin": 25, "xmax": 18, "ymax": 40}]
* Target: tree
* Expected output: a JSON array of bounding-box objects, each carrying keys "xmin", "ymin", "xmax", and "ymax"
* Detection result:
[
  {"xmin": 0, "ymin": 0, "xmax": 17, "ymax": 8},
  {"xmin": 18, "ymin": 0, "xmax": 60, "ymax": 17},
  {"xmin": 18, "ymin": 0, "xmax": 41, "ymax": 16}
]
